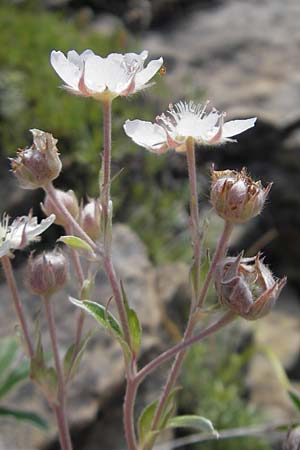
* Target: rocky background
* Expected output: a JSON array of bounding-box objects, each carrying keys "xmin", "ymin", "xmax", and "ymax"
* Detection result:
[{"xmin": 1, "ymin": 0, "xmax": 300, "ymax": 449}]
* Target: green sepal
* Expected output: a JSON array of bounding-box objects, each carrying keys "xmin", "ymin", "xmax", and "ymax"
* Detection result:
[
  {"xmin": 166, "ymin": 415, "xmax": 218, "ymax": 436},
  {"xmin": 64, "ymin": 329, "xmax": 94, "ymax": 382},
  {"xmin": 120, "ymin": 281, "xmax": 142, "ymax": 356},
  {"xmin": 58, "ymin": 235, "xmax": 95, "ymax": 257},
  {"xmin": 0, "ymin": 407, "xmax": 48, "ymax": 430},
  {"xmin": 69, "ymin": 297, "xmax": 131, "ymax": 362}
]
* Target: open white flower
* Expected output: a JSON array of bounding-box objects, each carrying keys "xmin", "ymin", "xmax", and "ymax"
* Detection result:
[
  {"xmin": 0, "ymin": 214, "xmax": 56, "ymax": 258},
  {"xmin": 124, "ymin": 101, "xmax": 257, "ymax": 153},
  {"xmin": 50, "ymin": 49, "xmax": 163, "ymax": 101}
]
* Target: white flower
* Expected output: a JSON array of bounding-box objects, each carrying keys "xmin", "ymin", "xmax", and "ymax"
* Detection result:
[
  {"xmin": 124, "ymin": 101, "xmax": 257, "ymax": 153},
  {"xmin": 50, "ymin": 49, "xmax": 163, "ymax": 101},
  {"xmin": 0, "ymin": 214, "xmax": 56, "ymax": 258}
]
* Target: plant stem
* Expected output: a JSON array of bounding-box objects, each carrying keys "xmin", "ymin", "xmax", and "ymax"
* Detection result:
[
  {"xmin": 124, "ymin": 373, "xmax": 138, "ymax": 450},
  {"xmin": 186, "ymin": 137, "xmax": 201, "ymax": 302},
  {"xmin": 1, "ymin": 255, "xmax": 34, "ymax": 358},
  {"xmin": 136, "ymin": 311, "xmax": 236, "ymax": 385},
  {"xmin": 146, "ymin": 221, "xmax": 234, "ymax": 441},
  {"xmin": 65, "ymin": 225, "xmax": 86, "ymax": 370},
  {"xmin": 101, "ymin": 99, "xmax": 112, "ymax": 225},
  {"xmin": 43, "ymin": 295, "xmax": 73, "ymax": 450},
  {"xmin": 197, "ymin": 221, "xmax": 233, "ymax": 307},
  {"xmin": 104, "ymin": 256, "xmax": 132, "ymax": 349},
  {"xmin": 44, "ymin": 182, "xmax": 97, "ymax": 253}
]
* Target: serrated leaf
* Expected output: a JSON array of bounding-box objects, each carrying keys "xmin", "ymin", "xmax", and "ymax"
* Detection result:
[
  {"xmin": 0, "ymin": 407, "xmax": 48, "ymax": 430},
  {"xmin": 166, "ymin": 415, "xmax": 218, "ymax": 436},
  {"xmin": 58, "ymin": 235, "xmax": 94, "ymax": 255},
  {"xmin": 69, "ymin": 297, "xmax": 131, "ymax": 361},
  {"xmin": 288, "ymin": 390, "xmax": 300, "ymax": 412},
  {"xmin": 64, "ymin": 329, "xmax": 94, "ymax": 381},
  {"xmin": 121, "ymin": 281, "xmax": 142, "ymax": 355},
  {"xmin": 0, "ymin": 359, "xmax": 30, "ymax": 399}
]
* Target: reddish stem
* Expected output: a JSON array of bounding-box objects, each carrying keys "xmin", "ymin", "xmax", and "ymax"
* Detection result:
[
  {"xmin": 43, "ymin": 295, "xmax": 73, "ymax": 450},
  {"xmin": 1, "ymin": 255, "xmax": 34, "ymax": 358}
]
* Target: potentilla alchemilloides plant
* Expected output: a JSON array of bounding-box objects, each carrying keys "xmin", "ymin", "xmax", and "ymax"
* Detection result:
[{"xmin": 1, "ymin": 47, "xmax": 286, "ymax": 450}]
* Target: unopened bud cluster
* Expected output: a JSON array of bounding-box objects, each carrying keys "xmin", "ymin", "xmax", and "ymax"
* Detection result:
[
  {"xmin": 80, "ymin": 199, "xmax": 102, "ymax": 241},
  {"xmin": 215, "ymin": 253, "xmax": 286, "ymax": 320},
  {"xmin": 42, "ymin": 189, "xmax": 79, "ymax": 227},
  {"xmin": 11, "ymin": 129, "xmax": 62, "ymax": 189},
  {"xmin": 210, "ymin": 168, "xmax": 271, "ymax": 223},
  {"xmin": 27, "ymin": 250, "xmax": 69, "ymax": 296}
]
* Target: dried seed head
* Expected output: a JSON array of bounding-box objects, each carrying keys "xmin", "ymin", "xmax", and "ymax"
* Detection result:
[
  {"xmin": 27, "ymin": 250, "xmax": 69, "ymax": 296},
  {"xmin": 80, "ymin": 199, "xmax": 102, "ymax": 241},
  {"xmin": 42, "ymin": 189, "xmax": 79, "ymax": 227},
  {"xmin": 210, "ymin": 168, "xmax": 271, "ymax": 223},
  {"xmin": 215, "ymin": 252, "xmax": 286, "ymax": 320},
  {"xmin": 11, "ymin": 129, "xmax": 62, "ymax": 189}
]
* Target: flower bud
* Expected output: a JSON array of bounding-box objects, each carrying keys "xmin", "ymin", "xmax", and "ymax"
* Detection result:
[
  {"xmin": 215, "ymin": 253, "xmax": 286, "ymax": 320},
  {"xmin": 210, "ymin": 168, "xmax": 271, "ymax": 223},
  {"xmin": 42, "ymin": 189, "xmax": 79, "ymax": 227},
  {"xmin": 27, "ymin": 250, "xmax": 69, "ymax": 296},
  {"xmin": 80, "ymin": 199, "xmax": 102, "ymax": 241},
  {"xmin": 11, "ymin": 129, "xmax": 62, "ymax": 189}
]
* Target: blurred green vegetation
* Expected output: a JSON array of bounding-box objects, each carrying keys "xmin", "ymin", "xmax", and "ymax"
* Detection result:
[
  {"xmin": 0, "ymin": 2, "xmax": 194, "ymax": 262},
  {"xmin": 179, "ymin": 326, "xmax": 271, "ymax": 450}
]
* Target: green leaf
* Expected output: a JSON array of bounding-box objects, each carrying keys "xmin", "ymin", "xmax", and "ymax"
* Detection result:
[
  {"xmin": 69, "ymin": 297, "xmax": 131, "ymax": 361},
  {"xmin": 138, "ymin": 399, "xmax": 158, "ymax": 447},
  {"xmin": 288, "ymin": 389, "xmax": 300, "ymax": 412},
  {"xmin": 58, "ymin": 235, "xmax": 95, "ymax": 256},
  {"xmin": 137, "ymin": 387, "xmax": 181, "ymax": 448},
  {"xmin": 166, "ymin": 415, "xmax": 218, "ymax": 436},
  {"xmin": 64, "ymin": 329, "xmax": 94, "ymax": 381},
  {"xmin": 0, "ymin": 359, "xmax": 30, "ymax": 399},
  {"xmin": 0, "ymin": 338, "xmax": 19, "ymax": 380},
  {"xmin": 0, "ymin": 406, "xmax": 47, "ymax": 430},
  {"xmin": 121, "ymin": 281, "xmax": 142, "ymax": 355}
]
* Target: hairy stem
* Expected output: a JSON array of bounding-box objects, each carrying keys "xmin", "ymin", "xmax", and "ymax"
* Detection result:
[
  {"xmin": 146, "ymin": 221, "xmax": 233, "ymax": 442},
  {"xmin": 44, "ymin": 182, "xmax": 97, "ymax": 252},
  {"xmin": 65, "ymin": 224, "xmax": 86, "ymax": 373},
  {"xmin": 197, "ymin": 221, "xmax": 234, "ymax": 307},
  {"xmin": 1, "ymin": 255, "xmax": 34, "ymax": 358},
  {"xmin": 136, "ymin": 311, "xmax": 236, "ymax": 385},
  {"xmin": 186, "ymin": 137, "xmax": 201, "ymax": 302},
  {"xmin": 101, "ymin": 99, "xmax": 112, "ymax": 225},
  {"xmin": 124, "ymin": 373, "xmax": 138, "ymax": 450},
  {"xmin": 43, "ymin": 295, "xmax": 73, "ymax": 450},
  {"xmin": 104, "ymin": 256, "xmax": 132, "ymax": 349}
]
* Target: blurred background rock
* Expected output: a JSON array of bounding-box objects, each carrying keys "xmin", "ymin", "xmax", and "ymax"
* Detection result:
[{"xmin": 0, "ymin": 0, "xmax": 300, "ymax": 449}]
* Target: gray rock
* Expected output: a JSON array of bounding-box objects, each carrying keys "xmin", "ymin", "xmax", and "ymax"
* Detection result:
[
  {"xmin": 142, "ymin": 0, "xmax": 300, "ymax": 128},
  {"xmin": 0, "ymin": 224, "xmax": 186, "ymax": 449}
]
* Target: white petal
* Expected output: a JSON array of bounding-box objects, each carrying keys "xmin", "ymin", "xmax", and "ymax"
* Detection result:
[
  {"xmin": 0, "ymin": 240, "xmax": 12, "ymax": 258},
  {"xmin": 222, "ymin": 118, "xmax": 257, "ymax": 138},
  {"xmin": 50, "ymin": 50, "xmax": 81, "ymax": 89},
  {"xmin": 67, "ymin": 49, "xmax": 94, "ymax": 66},
  {"xmin": 25, "ymin": 214, "xmax": 56, "ymax": 241},
  {"xmin": 124, "ymin": 120, "xmax": 167, "ymax": 152},
  {"xmin": 84, "ymin": 55, "xmax": 107, "ymax": 92},
  {"xmin": 134, "ymin": 57, "xmax": 163, "ymax": 89}
]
